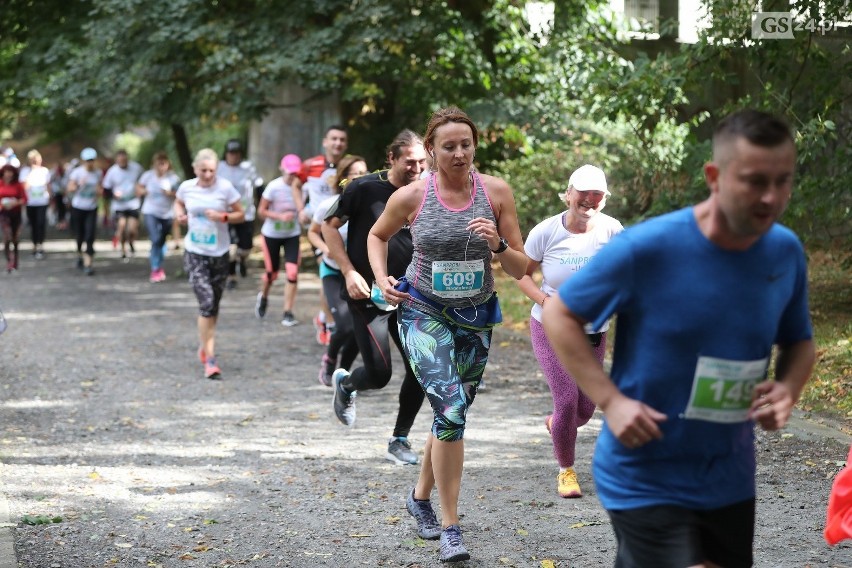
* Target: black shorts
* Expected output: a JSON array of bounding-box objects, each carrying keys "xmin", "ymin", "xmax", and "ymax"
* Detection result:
[
  {"xmin": 114, "ymin": 209, "xmax": 140, "ymax": 219},
  {"xmin": 229, "ymin": 220, "xmax": 254, "ymax": 251},
  {"xmin": 102, "ymin": 188, "xmax": 114, "ymax": 200},
  {"xmin": 608, "ymin": 499, "xmax": 755, "ymax": 568}
]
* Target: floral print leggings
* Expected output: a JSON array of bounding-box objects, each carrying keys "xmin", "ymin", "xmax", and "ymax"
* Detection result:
[{"xmin": 397, "ymin": 302, "xmax": 491, "ymax": 442}]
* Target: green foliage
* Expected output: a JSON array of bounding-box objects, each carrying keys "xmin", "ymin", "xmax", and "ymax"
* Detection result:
[{"xmin": 21, "ymin": 514, "xmax": 62, "ymax": 526}]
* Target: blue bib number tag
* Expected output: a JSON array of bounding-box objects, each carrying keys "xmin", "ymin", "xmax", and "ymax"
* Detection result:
[
  {"xmin": 189, "ymin": 215, "xmax": 218, "ymax": 250},
  {"xmin": 432, "ymin": 259, "xmax": 484, "ymax": 299}
]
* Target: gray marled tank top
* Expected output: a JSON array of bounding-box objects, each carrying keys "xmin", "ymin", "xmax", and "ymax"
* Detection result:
[{"xmin": 404, "ymin": 171, "xmax": 496, "ymax": 307}]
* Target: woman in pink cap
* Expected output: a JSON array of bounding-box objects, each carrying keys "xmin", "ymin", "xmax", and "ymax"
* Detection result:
[
  {"xmin": 254, "ymin": 154, "xmax": 305, "ymax": 325},
  {"xmin": 518, "ymin": 163, "xmax": 624, "ymax": 499}
]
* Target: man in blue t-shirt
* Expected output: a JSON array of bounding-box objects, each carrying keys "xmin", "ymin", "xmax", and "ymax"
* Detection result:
[{"xmin": 543, "ymin": 109, "xmax": 816, "ymax": 568}]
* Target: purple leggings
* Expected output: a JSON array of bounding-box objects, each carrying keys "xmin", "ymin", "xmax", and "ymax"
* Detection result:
[{"xmin": 530, "ymin": 317, "xmax": 604, "ymax": 468}]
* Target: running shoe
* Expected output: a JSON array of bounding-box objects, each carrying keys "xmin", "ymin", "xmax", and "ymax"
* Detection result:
[
  {"xmin": 157, "ymin": 268, "xmax": 166, "ymax": 282},
  {"xmin": 478, "ymin": 377, "xmax": 487, "ymax": 391},
  {"xmin": 331, "ymin": 369, "xmax": 356, "ymax": 426},
  {"xmin": 204, "ymin": 357, "xmax": 222, "ymax": 380},
  {"xmin": 149, "ymin": 270, "xmax": 159, "ymax": 283},
  {"xmin": 387, "ymin": 437, "xmax": 418, "ymax": 465},
  {"xmin": 34, "ymin": 250, "xmax": 45, "ymax": 260},
  {"xmin": 557, "ymin": 467, "xmax": 582, "ymax": 498},
  {"xmin": 317, "ymin": 327, "xmax": 331, "ymax": 346},
  {"xmin": 439, "ymin": 525, "xmax": 470, "ymax": 562},
  {"xmin": 318, "ymin": 354, "xmax": 335, "ymax": 387},
  {"xmin": 255, "ymin": 292, "xmax": 268, "ymax": 319},
  {"xmin": 313, "ymin": 313, "xmax": 327, "ymax": 345},
  {"xmin": 84, "ymin": 266, "xmax": 95, "ymax": 276},
  {"xmin": 121, "ymin": 253, "xmax": 130, "ymax": 264},
  {"xmin": 406, "ymin": 488, "xmax": 442, "ymax": 540},
  {"xmin": 281, "ymin": 311, "xmax": 299, "ymax": 327}
]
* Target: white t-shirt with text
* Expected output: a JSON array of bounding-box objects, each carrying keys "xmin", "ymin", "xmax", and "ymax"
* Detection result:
[
  {"xmin": 176, "ymin": 178, "xmax": 240, "ymax": 257},
  {"xmin": 104, "ymin": 162, "xmax": 144, "ymax": 211},
  {"xmin": 524, "ymin": 211, "xmax": 624, "ymax": 327}
]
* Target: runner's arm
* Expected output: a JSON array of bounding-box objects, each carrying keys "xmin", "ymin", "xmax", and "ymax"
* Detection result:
[
  {"xmin": 517, "ymin": 258, "xmax": 549, "ymax": 306},
  {"xmin": 750, "ymin": 338, "xmax": 816, "ymax": 431},
  {"xmin": 367, "ymin": 188, "xmax": 416, "ymax": 304},
  {"xmin": 307, "ymin": 221, "xmax": 326, "ymax": 256}
]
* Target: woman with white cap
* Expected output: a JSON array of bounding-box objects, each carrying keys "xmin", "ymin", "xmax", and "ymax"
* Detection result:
[
  {"xmin": 517, "ymin": 163, "xmax": 624, "ymax": 499},
  {"xmin": 254, "ymin": 153, "xmax": 305, "ymax": 326},
  {"xmin": 66, "ymin": 147, "xmax": 103, "ymax": 275}
]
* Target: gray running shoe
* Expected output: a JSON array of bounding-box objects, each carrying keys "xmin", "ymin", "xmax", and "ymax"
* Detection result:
[
  {"xmin": 439, "ymin": 524, "xmax": 470, "ymax": 562},
  {"xmin": 318, "ymin": 354, "xmax": 335, "ymax": 387},
  {"xmin": 387, "ymin": 437, "xmax": 418, "ymax": 465},
  {"xmin": 255, "ymin": 292, "xmax": 267, "ymax": 319},
  {"xmin": 281, "ymin": 311, "xmax": 299, "ymax": 327},
  {"xmin": 331, "ymin": 369, "xmax": 356, "ymax": 426},
  {"xmin": 406, "ymin": 488, "xmax": 442, "ymax": 540}
]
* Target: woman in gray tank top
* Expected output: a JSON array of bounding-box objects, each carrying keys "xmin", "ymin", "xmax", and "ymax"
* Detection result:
[{"xmin": 367, "ymin": 107, "xmax": 527, "ymax": 563}]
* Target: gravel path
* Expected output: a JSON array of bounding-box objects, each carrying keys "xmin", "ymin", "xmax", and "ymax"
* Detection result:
[{"xmin": 0, "ymin": 236, "xmax": 850, "ymax": 568}]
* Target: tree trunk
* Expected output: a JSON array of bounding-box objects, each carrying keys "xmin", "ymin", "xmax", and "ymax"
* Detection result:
[{"xmin": 170, "ymin": 123, "xmax": 193, "ymax": 179}]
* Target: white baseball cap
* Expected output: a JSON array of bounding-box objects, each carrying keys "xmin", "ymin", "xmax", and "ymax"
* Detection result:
[
  {"xmin": 80, "ymin": 147, "xmax": 97, "ymax": 161},
  {"xmin": 568, "ymin": 164, "xmax": 610, "ymax": 196}
]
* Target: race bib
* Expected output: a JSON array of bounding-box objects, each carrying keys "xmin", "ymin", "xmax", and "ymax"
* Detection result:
[
  {"xmin": 274, "ymin": 220, "xmax": 296, "ymax": 232},
  {"xmin": 115, "ymin": 181, "xmax": 135, "ymax": 201},
  {"xmin": 79, "ymin": 183, "xmax": 96, "ymax": 198},
  {"xmin": 28, "ymin": 185, "xmax": 47, "ymax": 199},
  {"xmin": 189, "ymin": 215, "xmax": 218, "ymax": 250},
  {"xmin": 432, "ymin": 259, "xmax": 484, "ymax": 299},
  {"xmin": 683, "ymin": 355, "xmax": 768, "ymax": 423}
]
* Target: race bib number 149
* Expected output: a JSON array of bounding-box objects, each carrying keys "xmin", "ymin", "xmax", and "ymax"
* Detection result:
[{"xmin": 683, "ymin": 355, "xmax": 768, "ymax": 423}]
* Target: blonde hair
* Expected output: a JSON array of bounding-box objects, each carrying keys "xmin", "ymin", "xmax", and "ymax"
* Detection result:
[
  {"xmin": 193, "ymin": 148, "xmax": 218, "ymax": 167},
  {"xmin": 27, "ymin": 149, "xmax": 42, "ymax": 162}
]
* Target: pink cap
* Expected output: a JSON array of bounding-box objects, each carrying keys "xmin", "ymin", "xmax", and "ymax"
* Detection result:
[{"xmin": 280, "ymin": 154, "xmax": 302, "ymax": 174}]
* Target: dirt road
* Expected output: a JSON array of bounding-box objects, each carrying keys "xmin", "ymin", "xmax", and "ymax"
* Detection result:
[{"xmin": 0, "ymin": 238, "xmax": 850, "ymax": 567}]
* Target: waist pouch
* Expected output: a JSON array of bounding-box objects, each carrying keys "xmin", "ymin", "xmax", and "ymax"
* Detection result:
[{"xmin": 395, "ymin": 277, "xmax": 502, "ymax": 331}]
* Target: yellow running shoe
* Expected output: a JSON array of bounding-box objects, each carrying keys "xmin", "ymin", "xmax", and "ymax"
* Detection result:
[{"xmin": 557, "ymin": 467, "xmax": 582, "ymax": 498}]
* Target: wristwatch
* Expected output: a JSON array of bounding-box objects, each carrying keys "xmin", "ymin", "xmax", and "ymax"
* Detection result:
[{"xmin": 490, "ymin": 237, "xmax": 509, "ymax": 254}]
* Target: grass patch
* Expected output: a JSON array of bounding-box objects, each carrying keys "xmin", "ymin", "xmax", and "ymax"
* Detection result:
[{"xmin": 492, "ymin": 249, "xmax": 852, "ymax": 424}]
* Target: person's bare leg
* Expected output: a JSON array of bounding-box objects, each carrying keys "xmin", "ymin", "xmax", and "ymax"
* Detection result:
[
  {"xmin": 116, "ymin": 216, "xmax": 128, "ymax": 254},
  {"xmin": 414, "ymin": 434, "xmax": 437, "ymax": 500},
  {"xmin": 198, "ymin": 315, "xmax": 217, "ymax": 358},
  {"xmin": 283, "ymin": 280, "xmax": 298, "ymax": 313},
  {"xmin": 431, "ymin": 438, "xmax": 464, "ymax": 527},
  {"xmin": 127, "ymin": 217, "xmax": 139, "ymax": 252}
]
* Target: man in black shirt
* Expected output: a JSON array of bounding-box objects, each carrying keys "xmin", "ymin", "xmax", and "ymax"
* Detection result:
[{"xmin": 322, "ymin": 129, "xmax": 428, "ymax": 465}]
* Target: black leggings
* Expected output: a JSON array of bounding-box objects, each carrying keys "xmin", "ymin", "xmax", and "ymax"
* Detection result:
[
  {"xmin": 322, "ymin": 272, "xmax": 358, "ymax": 370},
  {"xmin": 26, "ymin": 205, "xmax": 48, "ymax": 245},
  {"xmin": 71, "ymin": 207, "xmax": 97, "ymax": 256},
  {"xmin": 343, "ymin": 301, "xmax": 425, "ymax": 438},
  {"xmin": 54, "ymin": 195, "xmax": 67, "ymax": 224}
]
